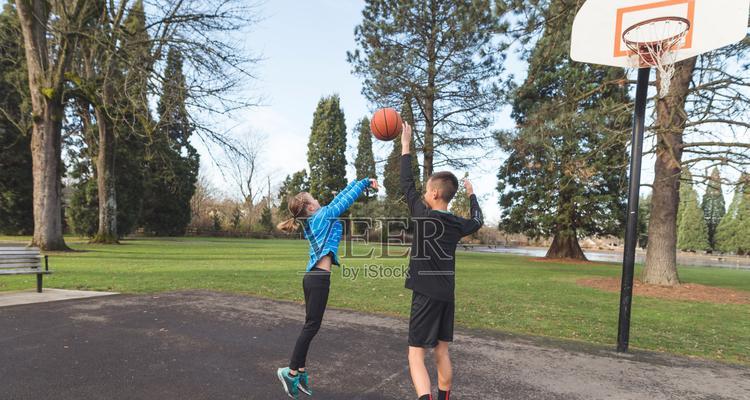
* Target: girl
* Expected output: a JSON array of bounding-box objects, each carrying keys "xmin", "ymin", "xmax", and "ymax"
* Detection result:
[{"xmin": 276, "ymin": 177, "xmax": 378, "ymax": 399}]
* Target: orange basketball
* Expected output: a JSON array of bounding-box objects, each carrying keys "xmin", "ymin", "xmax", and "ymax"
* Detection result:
[{"xmin": 370, "ymin": 108, "xmax": 403, "ymax": 141}]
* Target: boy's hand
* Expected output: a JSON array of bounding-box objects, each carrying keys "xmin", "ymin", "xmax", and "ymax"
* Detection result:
[
  {"xmin": 401, "ymin": 122, "xmax": 412, "ymax": 155},
  {"xmin": 369, "ymin": 179, "xmax": 379, "ymax": 190},
  {"xmin": 463, "ymin": 179, "xmax": 474, "ymax": 196}
]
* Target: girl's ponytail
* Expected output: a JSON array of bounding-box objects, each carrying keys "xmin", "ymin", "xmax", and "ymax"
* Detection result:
[
  {"xmin": 276, "ymin": 218, "xmax": 300, "ymax": 233},
  {"xmin": 276, "ymin": 192, "xmax": 311, "ymax": 233}
]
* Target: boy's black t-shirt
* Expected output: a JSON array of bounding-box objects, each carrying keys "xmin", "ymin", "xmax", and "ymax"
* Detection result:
[{"xmin": 400, "ymin": 155, "xmax": 483, "ymax": 301}]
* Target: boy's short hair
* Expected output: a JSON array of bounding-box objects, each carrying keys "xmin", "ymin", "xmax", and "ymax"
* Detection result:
[{"xmin": 428, "ymin": 171, "xmax": 459, "ymax": 202}]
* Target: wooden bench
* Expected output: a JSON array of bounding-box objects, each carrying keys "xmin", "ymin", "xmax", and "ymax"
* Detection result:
[{"xmin": 0, "ymin": 247, "xmax": 52, "ymax": 293}]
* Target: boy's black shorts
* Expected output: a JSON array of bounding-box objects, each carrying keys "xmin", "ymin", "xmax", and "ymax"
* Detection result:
[{"xmin": 408, "ymin": 291, "xmax": 454, "ymax": 348}]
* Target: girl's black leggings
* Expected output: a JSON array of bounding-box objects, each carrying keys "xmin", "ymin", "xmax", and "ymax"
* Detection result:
[{"xmin": 289, "ymin": 267, "xmax": 330, "ymax": 370}]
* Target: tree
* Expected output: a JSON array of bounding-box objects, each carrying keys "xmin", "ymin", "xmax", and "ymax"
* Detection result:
[
  {"xmin": 140, "ymin": 48, "xmax": 199, "ymax": 236},
  {"xmin": 67, "ymin": 0, "xmax": 136, "ymax": 243},
  {"xmin": 715, "ymin": 175, "xmax": 750, "ymax": 255},
  {"xmin": 225, "ymin": 133, "xmax": 265, "ymax": 213},
  {"xmin": 354, "ymin": 117, "xmax": 377, "ymax": 187},
  {"xmin": 259, "ymin": 205, "xmax": 274, "ymax": 233},
  {"xmin": 0, "ymin": 3, "xmax": 33, "ymax": 235},
  {"xmin": 701, "ymin": 168, "xmax": 725, "ymax": 251},
  {"xmin": 676, "ymin": 174, "xmax": 709, "ymax": 252},
  {"xmin": 383, "ymin": 97, "xmax": 420, "ymax": 204},
  {"xmin": 307, "ymin": 95, "xmax": 347, "ymax": 206},
  {"xmin": 111, "ymin": 0, "xmax": 149, "ymax": 238},
  {"xmin": 450, "ymin": 172, "xmax": 470, "ymax": 218},
  {"xmin": 643, "ymin": 28, "xmax": 750, "ymax": 285},
  {"xmin": 676, "ymin": 168, "xmax": 694, "ymax": 229},
  {"xmin": 736, "ymin": 187, "xmax": 750, "ymax": 255},
  {"xmin": 67, "ymin": 179, "xmax": 98, "ymax": 237},
  {"xmin": 496, "ymin": 0, "xmax": 631, "ymax": 260},
  {"xmin": 230, "ymin": 207, "xmax": 242, "ymax": 231},
  {"xmin": 75, "ymin": 0, "xmax": 150, "ymax": 239},
  {"xmin": 278, "ymin": 170, "xmax": 310, "ymax": 219},
  {"xmin": 351, "ymin": 116, "xmax": 378, "ymax": 232},
  {"xmin": 348, "ymin": 0, "xmax": 507, "ymax": 182},
  {"xmin": 637, "ymin": 194, "xmax": 652, "ymax": 249},
  {"xmin": 12, "ymin": 0, "xmax": 100, "ymax": 250}
]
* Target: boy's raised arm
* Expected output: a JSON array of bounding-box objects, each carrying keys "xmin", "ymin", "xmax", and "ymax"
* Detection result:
[
  {"xmin": 400, "ymin": 123, "xmax": 428, "ymax": 217},
  {"xmin": 461, "ymin": 179, "xmax": 484, "ymax": 236}
]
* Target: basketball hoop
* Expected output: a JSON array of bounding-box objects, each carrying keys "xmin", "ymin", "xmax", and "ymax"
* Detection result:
[{"xmin": 623, "ymin": 17, "xmax": 691, "ymax": 97}]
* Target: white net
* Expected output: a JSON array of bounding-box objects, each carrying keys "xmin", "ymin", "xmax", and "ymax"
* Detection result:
[{"xmin": 623, "ymin": 17, "xmax": 690, "ymax": 97}]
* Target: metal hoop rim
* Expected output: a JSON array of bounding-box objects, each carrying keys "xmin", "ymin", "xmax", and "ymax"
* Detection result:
[{"xmin": 622, "ymin": 16, "xmax": 691, "ymax": 49}]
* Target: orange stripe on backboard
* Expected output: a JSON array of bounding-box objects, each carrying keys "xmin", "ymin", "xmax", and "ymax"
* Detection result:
[{"xmin": 613, "ymin": 0, "xmax": 695, "ymax": 58}]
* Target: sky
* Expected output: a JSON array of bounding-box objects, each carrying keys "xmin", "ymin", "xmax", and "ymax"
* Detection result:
[{"xmin": 192, "ymin": 0, "xmax": 744, "ymax": 226}]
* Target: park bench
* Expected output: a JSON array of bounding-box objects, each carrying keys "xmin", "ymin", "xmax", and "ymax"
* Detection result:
[{"xmin": 0, "ymin": 247, "xmax": 51, "ymax": 293}]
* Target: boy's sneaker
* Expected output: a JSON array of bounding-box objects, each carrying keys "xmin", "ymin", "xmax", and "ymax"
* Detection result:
[
  {"xmin": 297, "ymin": 371, "xmax": 312, "ymax": 396},
  {"xmin": 276, "ymin": 367, "xmax": 300, "ymax": 399}
]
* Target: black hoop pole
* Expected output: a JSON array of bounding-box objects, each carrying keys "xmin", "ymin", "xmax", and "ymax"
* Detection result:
[{"xmin": 617, "ymin": 67, "xmax": 650, "ymax": 353}]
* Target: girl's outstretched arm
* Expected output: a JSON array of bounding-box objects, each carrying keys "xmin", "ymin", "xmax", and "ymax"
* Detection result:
[{"xmin": 322, "ymin": 178, "xmax": 373, "ymax": 218}]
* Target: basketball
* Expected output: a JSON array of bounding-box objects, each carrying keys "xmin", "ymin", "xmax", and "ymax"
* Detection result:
[{"xmin": 370, "ymin": 108, "xmax": 403, "ymax": 141}]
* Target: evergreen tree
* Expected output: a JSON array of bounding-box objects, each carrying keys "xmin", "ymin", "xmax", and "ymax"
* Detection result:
[
  {"xmin": 676, "ymin": 168, "xmax": 694, "ymax": 229},
  {"xmin": 67, "ymin": 179, "xmax": 98, "ymax": 237},
  {"xmin": 141, "ymin": 47, "xmax": 199, "ymax": 235},
  {"xmin": 716, "ymin": 175, "xmax": 750, "ymax": 254},
  {"xmin": 676, "ymin": 177, "xmax": 709, "ymax": 252},
  {"xmin": 354, "ymin": 117, "xmax": 377, "ymax": 182},
  {"xmin": 351, "ymin": 117, "xmax": 378, "ymax": 233},
  {"xmin": 450, "ymin": 173, "xmax": 470, "ymax": 218},
  {"xmin": 278, "ymin": 170, "xmax": 310, "ymax": 219},
  {"xmin": 66, "ymin": 121, "xmax": 98, "ymax": 237},
  {"xmin": 637, "ymin": 194, "xmax": 652, "ymax": 249},
  {"xmin": 701, "ymin": 168, "xmax": 725, "ymax": 251},
  {"xmin": 496, "ymin": 0, "xmax": 631, "ymax": 260},
  {"xmin": 115, "ymin": 0, "xmax": 150, "ymax": 237},
  {"xmin": 307, "ymin": 95, "xmax": 347, "ymax": 205},
  {"xmin": 736, "ymin": 185, "xmax": 750, "ymax": 255},
  {"xmin": 0, "ymin": 3, "xmax": 33, "ymax": 235},
  {"xmin": 230, "ymin": 207, "xmax": 242, "ymax": 231},
  {"xmin": 260, "ymin": 205, "xmax": 274, "ymax": 233}
]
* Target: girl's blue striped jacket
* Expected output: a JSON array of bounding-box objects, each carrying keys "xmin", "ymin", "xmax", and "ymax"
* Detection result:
[{"xmin": 302, "ymin": 178, "xmax": 371, "ymax": 272}]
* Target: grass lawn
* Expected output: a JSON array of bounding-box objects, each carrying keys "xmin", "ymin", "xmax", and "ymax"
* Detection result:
[{"xmin": 1, "ymin": 236, "xmax": 748, "ymax": 364}]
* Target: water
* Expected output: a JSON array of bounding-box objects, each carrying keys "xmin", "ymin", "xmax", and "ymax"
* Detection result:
[{"xmin": 468, "ymin": 246, "xmax": 750, "ymax": 270}]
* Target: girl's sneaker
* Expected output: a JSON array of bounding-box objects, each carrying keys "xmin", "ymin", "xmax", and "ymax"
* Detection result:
[
  {"xmin": 297, "ymin": 371, "xmax": 312, "ymax": 396},
  {"xmin": 276, "ymin": 367, "xmax": 300, "ymax": 399}
]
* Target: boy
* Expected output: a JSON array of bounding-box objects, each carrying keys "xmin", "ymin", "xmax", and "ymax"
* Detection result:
[{"xmin": 400, "ymin": 122, "xmax": 483, "ymax": 400}]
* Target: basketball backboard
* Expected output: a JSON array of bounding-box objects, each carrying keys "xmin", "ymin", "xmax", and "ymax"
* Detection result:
[{"xmin": 571, "ymin": 0, "xmax": 750, "ymax": 68}]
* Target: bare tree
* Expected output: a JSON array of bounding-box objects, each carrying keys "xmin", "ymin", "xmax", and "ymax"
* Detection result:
[
  {"xmin": 64, "ymin": 0, "xmax": 261, "ymax": 243},
  {"xmin": 13, "ymin": 0, "xmax": 102, "ymax": 250},
  {"xmin": 223, "ymin": 132, "xmax": 266, "ymax": 211},
  {"xmin": 190, "ymin": 171, "xmax": 218, "ymax": 226},
  {"xmin": 643, "ymin": 34, "xmax": 750, "ymax": 286}
]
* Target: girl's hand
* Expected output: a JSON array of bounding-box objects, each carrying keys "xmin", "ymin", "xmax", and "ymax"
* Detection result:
[{"xmin": 369, "ymin": 179, "xmax": 379, "ymax": 190}]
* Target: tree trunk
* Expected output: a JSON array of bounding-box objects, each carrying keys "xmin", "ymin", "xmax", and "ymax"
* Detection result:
[
  {"xmin": 422, "ymin": 2, "xmax": 437, "ymax": 183},
  {"xmin": 29, "ymin": 99, "xmax": 68, "ymax": 251},
  {"xmin": 546, "ymin": 177, "xmax": 587, "ymax": 261},
  {"xmin": 422, "ymin": 97, "xmax": 434, "ymax": 182},
  {"xmin": 91, "ymin": 107, "xmax": 118, "ymax": 243},
  {"xmin": 642, "ymin": 58, "xmax": 697, "ymax": 286},
  {"xmin": 15, "ymin": 0, "xmax": 69, "ymax": 251},
  {"xmin": 545, "ymin": 232, "xmax": 587, "ymax": 260}
]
